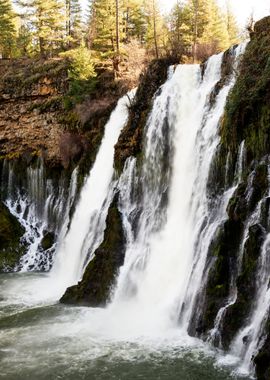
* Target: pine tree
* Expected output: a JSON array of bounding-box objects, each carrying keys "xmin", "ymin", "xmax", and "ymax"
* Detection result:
[
  {"xmin": 185, "ymin": 0, "xmax": 233, "ymax": 61},
  {"xmin": 169, "ymin": 0, "xmax": 193, "ymax": 56},
  {"xmin": 89, "ymin": 0, "xmax": 117, "ymax": 55},
  {"xmin": 17, "ymin": 0, "xmax": 66, "ymax": 57},
  {"xmin": 122, "ymin": 0, "xmax": 147, "ymax": 43},
  {"xmin": 66, "ymin": 0, "xmax": 83, "ymax": 47},
  {"xmin": 0, "ymin": 0, "xmax": 16, "ymax": 58},
  {"xmin": 186, "ymin": 0, "xmax": 209, "ymax": 61},
  {"xmin": 16, "ymin": 23, "xmax": 33, "ymax": 56},
  {"xmin": 200, "ymin": 0, "xmax": 229, "ymax": 53},
  {"xmin": 226, "ymin": 0, "xmax": 239, "ymax": 45},
  {"xmin": 144, "ymin": 0, "xmax": 165, "ymax": 58}
]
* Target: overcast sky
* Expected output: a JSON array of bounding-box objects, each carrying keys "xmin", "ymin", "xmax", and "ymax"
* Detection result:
[
  {"xmin": 159, "ymin": 0, "xmax": 270, "ymax": 26},
  {"xmin": 82, "ymin": 0, "xmax": 270, "ymax": 27}
]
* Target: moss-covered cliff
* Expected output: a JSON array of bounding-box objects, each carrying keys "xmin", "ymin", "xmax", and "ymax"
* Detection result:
[
  {"xmin": 191, "ymin": 16, "xmax": 270, "ymax": 380},
  {"xmin": 221, "ymin": 17, "xmax": 270, "ymax": 167}
]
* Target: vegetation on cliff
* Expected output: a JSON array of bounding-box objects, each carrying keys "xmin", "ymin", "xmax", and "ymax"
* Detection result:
[
  {"xmin": 221, "ymin": 17, "xmax": 270, "ymax": 167},
  {"xmin": 194, "ymin": 16, "xmax": 270, "ymax": 379}
]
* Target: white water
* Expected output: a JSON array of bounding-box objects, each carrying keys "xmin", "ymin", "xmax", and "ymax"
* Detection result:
[
  {"xmin": 102, "ymin": 50, "xmax": 246, "ymax": 339},
  {"xmin": 2, "ymin": 159, "xmax": 78, "ymax": 271},
  {"xmin": 1, "ymin": 43, "xmax": 262, "ymax": 380},
  {"xmin": 49, "ymin": 91, "xmax": 135, "ymax": 296}
]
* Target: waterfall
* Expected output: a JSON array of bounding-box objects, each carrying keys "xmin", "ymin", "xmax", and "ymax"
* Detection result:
[
  {"xmin": 49, "ymin": 91, "xmax": 135, "ymax": 295},
  {"xmin": 101, "ymin": 47, "xmax": 246, "ymax": 339},
  {"xmin": 231, "ymin": 233, "xmax": 270, "ymax": 376},
  {"xmin": 1, "ymin": 159, "xmax": 78, "ymax": 271},
  {"xmin": 4, "ymin": 40, "xmax": 270, "ymax": 379}
]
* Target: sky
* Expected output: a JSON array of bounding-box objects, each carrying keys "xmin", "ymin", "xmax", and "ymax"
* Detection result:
[
  {"xmin": 82, "ymin": 0, "xmax": 270, "ymax": 27},
  {"xmin": 158, "ymin": 0, "xmax": 270, "ymax": 26}
]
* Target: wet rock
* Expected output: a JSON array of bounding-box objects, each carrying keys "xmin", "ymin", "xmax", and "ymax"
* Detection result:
[
  {"xmin": 40, "ymin": 231, "xmax": 55, "ymax": 251},
  {"xmin": 254, "ymin": 317, "xmax": 270, "ymax": 380},
  {"xmin": 193, "ymin": 219, "xmax": 243, "ymax": 337},
  {"xmin": 0, "ymin": 201, "xmax": 26, "ymax": 271},
  {"xmin": 221, "ymin": 223, "xmax": 265, "ymax": 349},
  {"xmin": 60, "ymin": 195, "xmax": 126, "ymax": 307},
  {"xmin": 114, "ymin": 57, "xmax": 178, "ymax": 172}
]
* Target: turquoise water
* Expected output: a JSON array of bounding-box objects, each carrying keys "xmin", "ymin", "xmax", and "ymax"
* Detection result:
[{"xmin": 0, "ymin": 274, "xmax": 251, "ymax": 380}]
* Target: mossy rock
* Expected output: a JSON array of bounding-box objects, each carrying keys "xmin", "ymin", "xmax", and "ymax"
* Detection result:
[
  {"xmin": 195, "ymin": 219, "xmax": 243, "ymax": 336},
  {"xmin": 221, "ymin": 223, "xmax": 265, "ymax": 349},
  {"xmin": 40, "ymin": 231, "xmax": 55, "ymax": 251},
  {"xmin": 221, "ymin": 16, "xmax": 270, "ymax": 164},
  {"xmin": 248, "ymin": 162, "xmax": 269, "ymax": 212},
  {"xmin": 60, "ymin": 194, "xmax": 126, "ymax": 307},
  {"xmin": 0, "ymin": 202, "xmax": 26, "ymax": 271},
  {"xmin": 227, "ymin": 183, "xmax": 247, "ymax": 222}
]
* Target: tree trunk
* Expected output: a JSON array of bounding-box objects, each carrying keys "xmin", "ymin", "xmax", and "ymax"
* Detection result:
[
  {"xmin": 39, "ymin": 36, "xmax": 46, "ymax": 58},
  {"xmin": 114, "ymin": 0, "xmax": 120, "ymax": 76},
  {"xmin": 192, "ymin": 0, "xmax": 198, "ymax": 63},
  {"xmin": 153, "ymin": 0, "xmax": 159, "ymax": 59},
  {"xmin": 116, "ymin": 0, "xmax": 120, "ymax": 55},
  {"xmin": 66, "ymin": 0, "xmax": 71, "ymax": 47}
]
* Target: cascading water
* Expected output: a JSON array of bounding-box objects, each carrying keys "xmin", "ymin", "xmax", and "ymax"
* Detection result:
[
  {"xmin": 1, "ymin": 159, "xmax": 78, "ymax": 271},
  {"xmin": 49, "ymin": 90, "xmax": 136, "ymax": 295},
  {"xmin": 1, "ymin": 41, "xmax": 268, "ymax": 380},
  {"xmin": 108, "ymin": 48, "xmax": 246, "ymax": 340}
]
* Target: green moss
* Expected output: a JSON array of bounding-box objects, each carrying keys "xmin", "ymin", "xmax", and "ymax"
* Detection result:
[
  {"xmin": 221, "ymin": 17, "xmax": 270, "ymax": 163},
  {"xmin": 58, "ymin": 111, "xmax": 80, "ymax": 130},
  {"xmin": 60, "ymin": 195, "xmax": 126, "ymax": 307},
  {"xmin": 28, "ymin": 97, "xmax": 62, "ymax": 113},
  {"xmin": 0, "ymin": 202, "xmax": 26, "ymax": 271}
]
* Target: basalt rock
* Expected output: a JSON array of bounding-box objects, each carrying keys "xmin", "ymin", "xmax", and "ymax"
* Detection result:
[
  {"xmin": 193, "ymin": 218, "xmax": 243, "ymax": 337},
  {"xmin": 254, "ymin": 317, "xmax": 270, "ymax": 380},
  {"xmin": 0, "ymin": 201, "xmax": 26, "ymax": 271},
  {"xmin": 221, "ymin": 223, "xmax": 265, "ymax": 349},
  {"xmin": 114, "ymin": 57, "xmax": 178, "ymax": 173},
  {"xmin": 60, "ymin": 195, "xmax": 126, "ymax": 307}
]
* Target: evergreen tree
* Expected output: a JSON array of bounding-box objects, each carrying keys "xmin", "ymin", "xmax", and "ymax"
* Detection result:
[
  {"xmin": 144, "ymin": 0, "xmax": 165, "ymax": 58},
  {"xmin": 89, "ymin": 0, "xmax": 117, "ymax": 54},
  {"xmin": 200, "ymin": 0, "xmax": 229, "ymax": 53},
  {"xmin": 169, "ymin": 0, "xmax": 193, "ymax": 56},
  {"xmin": 226, "ymin": 0, "xmax": 239, "ymax": 45},
  {"xmin": 17, "ymin": 0, "xmax": 66, "ymax": 56},
  {"xmin": 185, "ymin": 0, "xmax": 233, "ymax": 61},
  {"xmin": 122, "ymin": 0, "xmax": 147, "ymax": 43},
  {"xmin": 16, "ymin": 23, "xmax": 33, "ymax": 56},
  {"xmin": 0, "ymin": 0, "xmax": 16, "ymax": 58},
  {"xmin": 186, "ymin": 0, "xmax": 209, "ymax": 61},
  {"xmin": 66, "ymin": 0, "xmax": 83, "ymax": 47}
]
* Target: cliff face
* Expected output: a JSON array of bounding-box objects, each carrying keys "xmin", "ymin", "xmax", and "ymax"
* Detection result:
[
  {"xmin": 196, "ymin": 16, "xmax": 270, "ymax": 380},
  {"xmin": 0, "ymin": 59, "xmax": 69, "ymax": 165},
  {"xmin": 0, "ymin": 58, "xmax": 129, "ymax": 170}
]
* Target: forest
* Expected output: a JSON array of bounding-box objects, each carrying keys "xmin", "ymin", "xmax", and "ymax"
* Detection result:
[{"xmin": 0, "ymin": 0, "xmax": 240, "ymax": 73}]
